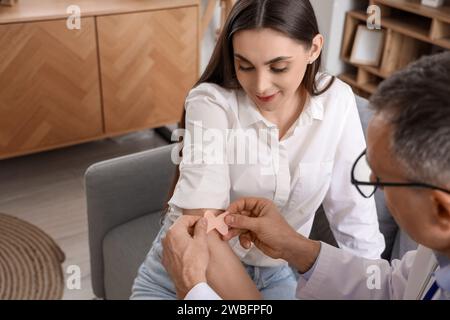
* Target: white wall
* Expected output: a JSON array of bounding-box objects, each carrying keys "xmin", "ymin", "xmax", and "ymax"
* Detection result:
[
  {"xmin": 201, "ymin": 0, "xmax": 221, "ymax": 73},
  {"xmin": 310, "ymin": 0, "xmax": 367, "ymax": 75}
]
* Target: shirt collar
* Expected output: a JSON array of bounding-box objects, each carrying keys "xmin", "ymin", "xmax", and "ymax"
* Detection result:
[
  {"xmin": 238, "ymin": 90, "xmax": 325, "ymax": 129},
  {"xmin": 297, "ymin": 94, "xmax": 324, "ymax": 126},
  {"xmin": 433, "ymin": 251, "xmax": 450, "ymax": 292},
  {"xmin": 238, "ymin": 92, "xmax": 276, "ymax": 128}
]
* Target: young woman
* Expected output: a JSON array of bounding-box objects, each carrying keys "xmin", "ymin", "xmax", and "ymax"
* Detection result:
[{"xmin": 131, "ymin": 0, "xmax": 385, "ymax": 300}]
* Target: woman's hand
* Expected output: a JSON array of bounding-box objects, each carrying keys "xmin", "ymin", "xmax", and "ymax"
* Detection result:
[
  {"xmin": 162, "ymin": 215, "xmax": 209, "ymax": 299},
  {"xmin": 223, "ymin": 197, "xmax": 321, "ymax": 273}
]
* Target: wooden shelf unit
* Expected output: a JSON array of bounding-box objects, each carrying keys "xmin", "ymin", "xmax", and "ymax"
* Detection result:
[{"xmin": 339, "ymin": 0, "xmax": 450, "ymax": 98}]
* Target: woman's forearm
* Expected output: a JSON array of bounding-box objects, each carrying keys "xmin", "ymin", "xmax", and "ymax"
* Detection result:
[{"xmin": 205, "ymin": 230, "xmax": 261, "ymax": 299}]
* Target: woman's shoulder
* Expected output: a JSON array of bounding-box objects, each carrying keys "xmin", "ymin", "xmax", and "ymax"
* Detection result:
[
  {"xmin": 315, "ymin": 73, "xmax": 358, "ymax": 121},
  {"xmin": 184, "ymin": 83, "xmax": 239, "ymax": 124},
  {"xmin": 186, "ymin": 82, "xmax": 238, "ymax": 106},
  {"xmin": 316, "ymin": 74, "xmax": 357, "ymax": 110},
  {"xmin": 316, "ymin": 73, "xmax": 354, "ymax": 101}
]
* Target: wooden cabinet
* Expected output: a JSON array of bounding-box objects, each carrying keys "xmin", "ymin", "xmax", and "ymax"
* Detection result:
[
  {"xmin": 0, "ymin": 0, "xmax": 200, "ymax": 159},
  {"xmin": 97, "ymin": 7, "xmax": 198, "ymax": 134},
  {"xmin": 0, "ymin": 17, "xmax": 103, "ymax": 157}
]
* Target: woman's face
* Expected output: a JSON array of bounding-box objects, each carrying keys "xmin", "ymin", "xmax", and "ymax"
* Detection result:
[{"xmin": 232, "ymin": 28, "xmax": 322, "ymax": 113}]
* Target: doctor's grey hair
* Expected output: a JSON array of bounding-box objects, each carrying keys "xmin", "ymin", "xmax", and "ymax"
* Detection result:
[{"xmin": 369, "ymin": 52, "xmax": 450, "ymax": 188}]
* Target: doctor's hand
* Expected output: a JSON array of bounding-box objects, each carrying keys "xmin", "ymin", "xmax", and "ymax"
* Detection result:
[
  {"xmin": 223, "ymin": 197, "xmax": 321, "ymax": 273},
  {"xmin": 162, "ymin": 215, "xmax": 209, "ymax": 299}
]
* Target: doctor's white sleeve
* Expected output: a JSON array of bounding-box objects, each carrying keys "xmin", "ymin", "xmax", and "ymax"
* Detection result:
[
  {"xmin": 322, "ymin": 87, "xmax": 385, "ymax": 259},
  {"xmin": 184, "ymin": 283, "xmax": 222, "ymax": 300},
  {"xmin": 297, "ymin": 242, "xmax": 417, "ymax": 300}
]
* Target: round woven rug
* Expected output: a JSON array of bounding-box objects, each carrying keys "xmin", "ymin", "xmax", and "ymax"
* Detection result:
[{"xmin": 0, "ymin": 213, "xmax": 65, "ymax": 300}]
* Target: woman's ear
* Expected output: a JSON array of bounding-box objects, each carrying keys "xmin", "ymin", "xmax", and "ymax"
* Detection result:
[{"xmin": 308, "ymin": 34, "xmax": 324, "ymax": 64}]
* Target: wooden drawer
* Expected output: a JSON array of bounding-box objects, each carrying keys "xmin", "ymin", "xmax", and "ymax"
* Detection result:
[
  {"xmin": 97, "ymin": 6, "xmax": 198, "ymax": 134},
  {"xmin": 0, "ymin": 17, "xmax": 103, "ymax": 158}
]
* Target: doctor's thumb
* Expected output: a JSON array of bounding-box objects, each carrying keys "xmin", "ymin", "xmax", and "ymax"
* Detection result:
[
  {"xmin": 193, "ymin": 217, "xmax": 208, "ymax": 240},
  {"xmin": 225, "ymin": 214, "xmax": 259, "ymax": 232}
]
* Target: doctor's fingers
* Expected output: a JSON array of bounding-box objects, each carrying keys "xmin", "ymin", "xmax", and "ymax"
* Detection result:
[
  {"xmin": 239, "ymin": 232, "xmax": 255, "ymax": 249},
  {"xmin": 222, "ymin": 227, "xmax": 247, "ymax": 241},
  {"xmin": 165, "ymin": 215, "xmax": 202, "ymax": 243},
  {"xmin": 227, "ymin": 197, "xmax": 272, "ymax": 217},
  {"xmin": 169, "ymin": 215, "xmax": 202, "ymax": 232},
  {"xmin": 221, "ymin": 210, "xmax": 252, "ymax": 240},
  {"xmin": 225, "ymin": 214, "xmax": 262, "ymax": 234},
  {"xmin": 193, "ymin": 217, "xmax": 208, "ymax": 241}
]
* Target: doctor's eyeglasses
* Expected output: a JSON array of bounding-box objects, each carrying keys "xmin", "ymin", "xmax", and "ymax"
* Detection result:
[{"xmin": 351, "ymin": 149, "xmax": 450, "ymax": 198}]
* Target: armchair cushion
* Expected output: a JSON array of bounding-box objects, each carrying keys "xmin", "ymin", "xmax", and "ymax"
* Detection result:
[{"xmin": 103, "ymin": 212, "xmax": 163, "ymax": 300}]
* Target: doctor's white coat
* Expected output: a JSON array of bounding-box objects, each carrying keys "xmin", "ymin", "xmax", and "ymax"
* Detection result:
[{"xmin": 297, "ymin": 243, "xmax": 442, "ymax": 300}]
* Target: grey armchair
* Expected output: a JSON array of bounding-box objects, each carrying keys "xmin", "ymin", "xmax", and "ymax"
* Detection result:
[
  {"xmin": 85, "ymin": 96, "xmax": 417, "ymax": 300},
  {"xmin": 85, "ymin": 145, "xmax": 177, "ymax": 299}
]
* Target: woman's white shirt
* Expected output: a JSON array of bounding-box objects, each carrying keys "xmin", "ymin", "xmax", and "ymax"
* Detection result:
[{"xmin": 168, "ymin": 76, "xmax": 385, "ymax": 267}]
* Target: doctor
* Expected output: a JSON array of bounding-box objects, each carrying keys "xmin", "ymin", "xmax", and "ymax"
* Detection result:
[{"xmin": 161, "ymin": 52, "xmax": 450, "ymax": 300}]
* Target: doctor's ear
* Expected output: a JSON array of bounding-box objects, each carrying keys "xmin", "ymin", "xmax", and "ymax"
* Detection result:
[
  {"xmin": 307, "ymin": 34, "xmax": 323, "ymax": 65},
  {"xmin": 431, "ymin": 190, "xmax": 450, "ymax": 229}
]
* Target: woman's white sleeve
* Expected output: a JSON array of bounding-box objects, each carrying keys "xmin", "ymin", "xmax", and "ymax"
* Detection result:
[{"xmin": 168, "ymin": 85, "xmax": 231, "ymax": 210}]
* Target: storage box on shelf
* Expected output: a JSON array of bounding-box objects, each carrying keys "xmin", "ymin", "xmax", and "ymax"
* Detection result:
[{"xmin": 339, "ymin": 0, "xmax": 449, "ymax": 98}]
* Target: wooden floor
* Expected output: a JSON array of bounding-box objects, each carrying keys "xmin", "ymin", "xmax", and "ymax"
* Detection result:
[{"xmin": 0, "ymin": 130, "xmax": 167, "ymax": 299}]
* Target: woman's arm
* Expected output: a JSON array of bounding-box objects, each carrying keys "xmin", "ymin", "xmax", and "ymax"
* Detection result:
[
  {"xmin": 170, "ymin": 84, "xmax": 260, "ymax": 299},
  {"xmin": 183, "ymin": 209, "xmax": 262, "ymax": 300}
]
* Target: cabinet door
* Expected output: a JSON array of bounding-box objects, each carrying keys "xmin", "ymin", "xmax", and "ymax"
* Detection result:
[
  {"xmin": 97, "ymin": 6, "xmax": 198, "ymax": 134},
  {"xmin": 0, "ymin": 18, "xmax": 102, "ymax": 158}
]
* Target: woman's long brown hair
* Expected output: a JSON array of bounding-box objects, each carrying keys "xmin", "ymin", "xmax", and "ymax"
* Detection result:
[{"xmin": 165, "ymin": 0, "xmax": 335, "ymax": 213}]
